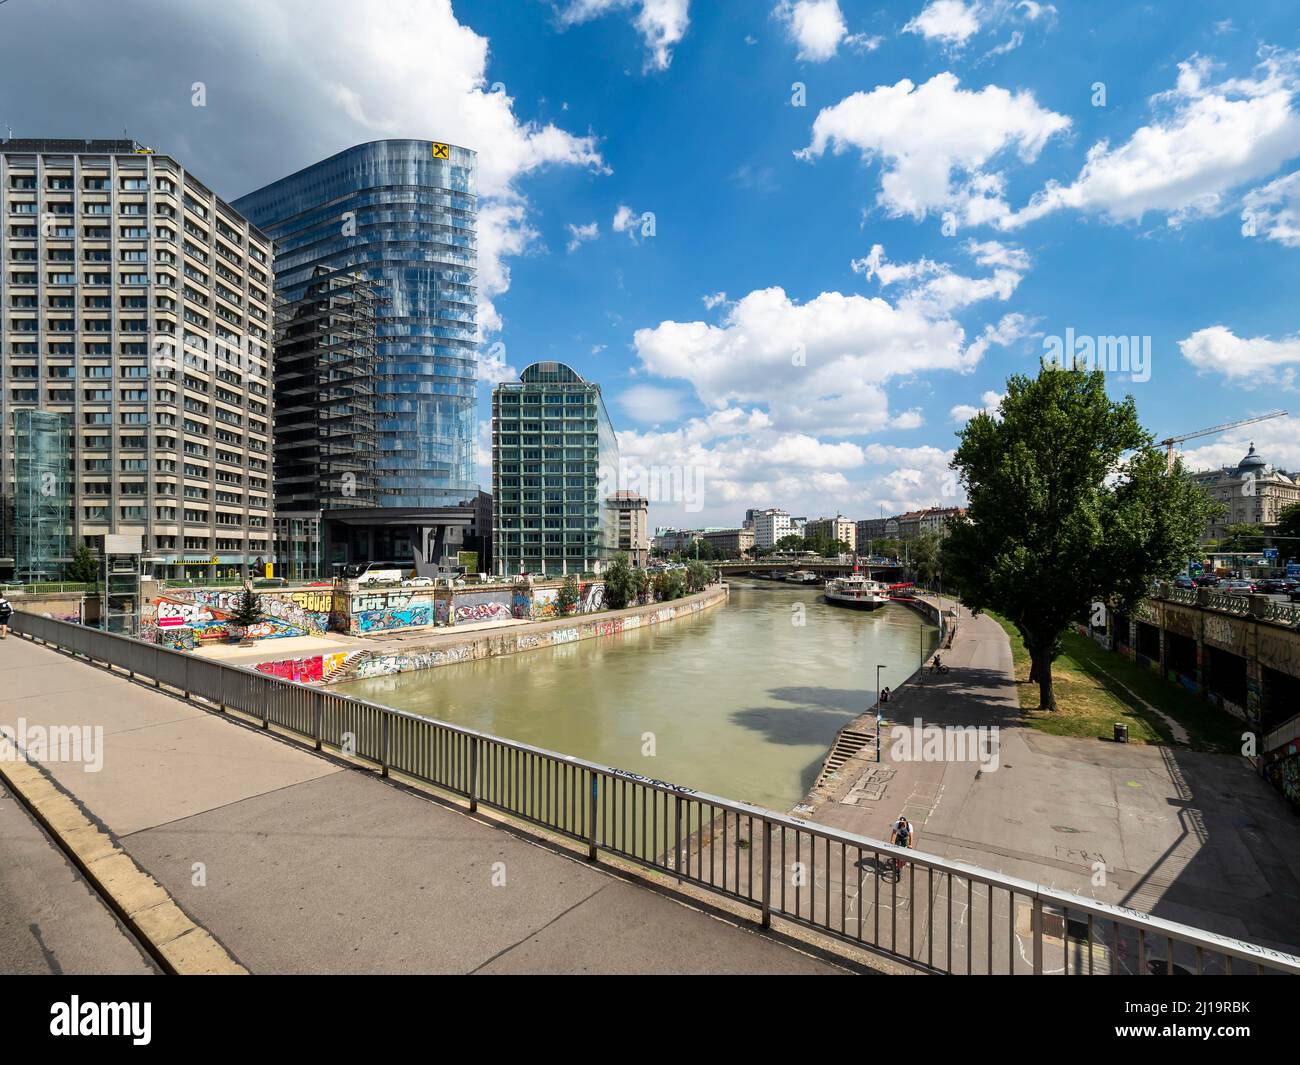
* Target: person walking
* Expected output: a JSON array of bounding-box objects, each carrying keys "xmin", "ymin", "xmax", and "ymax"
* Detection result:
[{"xmin": 0, "ymin": 595, "xmax": 13, "ymax": 639}]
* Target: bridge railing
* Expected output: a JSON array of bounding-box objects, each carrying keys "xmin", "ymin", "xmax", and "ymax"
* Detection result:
[{"xmin": 11, "ymin": 610, "xmax": 1300, "ymax": 976}]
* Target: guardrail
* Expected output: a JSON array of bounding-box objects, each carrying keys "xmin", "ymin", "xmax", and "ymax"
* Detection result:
[{"xmin": 12, "ymin": 610, "xmax": 1300, "ymax": 976}]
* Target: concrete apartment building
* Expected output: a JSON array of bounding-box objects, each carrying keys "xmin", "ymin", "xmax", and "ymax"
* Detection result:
[
  {"xmin": 890, "ymin": 506, "xmax": 966, "ymax": 541},
  {"xmin": 609, "ymin": 489, "xmax": 649, "ymax": 565},
  {"xmin": 753, "ymin": 507, "xmax": 792, "ymax": 549},
  {"xmin": 856, "ymin": 517, "xmax": 887, "ymax": 545},
  {"xmin": 700, "ymin": 527, "xmax": 754, "ymax": 557},
  {"xmin": 1, "ymin": 139, "xmax": 274, "ymax": 581},
  {"xmin": 803, "ymin": 514, "xmax": 856, "ymax": 551},
  {"xmin": 1191, "ymin": 444, "xmax": 1300, "ymax": 542}
]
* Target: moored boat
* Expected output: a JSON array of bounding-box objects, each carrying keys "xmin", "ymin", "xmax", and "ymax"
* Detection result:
[{"xmin": 823, "ymin": 574, "xmax": 889, "ymax": 610}]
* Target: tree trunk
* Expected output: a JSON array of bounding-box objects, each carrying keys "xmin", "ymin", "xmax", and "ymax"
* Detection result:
[
  {"xmin": 1036, "ymin": 654, "xmax": 1057, "ymax": 711},
  {"xmin": 1028, "ymin": 654, "xmax": 1039, "ymax": 684}
]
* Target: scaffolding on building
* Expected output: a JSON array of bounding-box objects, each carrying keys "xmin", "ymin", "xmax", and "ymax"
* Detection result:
[
  {"xmin": 271, "ymin": 268, "xmax": 388, "ymax": 579},
  {"xmin": 13, "ymin": 410, "xmax": 72, "ymax": 582}
]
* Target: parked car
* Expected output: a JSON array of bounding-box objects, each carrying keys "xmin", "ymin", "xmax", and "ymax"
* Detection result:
[{"xmin": 405, "ymin": 576, "xmax": 434, "ymax": 587}]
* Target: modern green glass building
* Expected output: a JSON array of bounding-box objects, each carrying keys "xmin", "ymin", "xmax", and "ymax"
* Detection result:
[{"xmin": 491, "ymin": 362, "xmax": 620, "ymax": 576}]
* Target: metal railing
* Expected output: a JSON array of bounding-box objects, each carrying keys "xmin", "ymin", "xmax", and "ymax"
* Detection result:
[{"xmin": 12, "ymin": 610, "xmax": 1300, "ymax": 976}]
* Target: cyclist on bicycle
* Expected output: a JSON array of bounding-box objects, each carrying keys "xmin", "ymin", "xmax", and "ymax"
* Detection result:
[{"xmin": 890, "ymin": 815, "xmax": 914, "ymax": 867}]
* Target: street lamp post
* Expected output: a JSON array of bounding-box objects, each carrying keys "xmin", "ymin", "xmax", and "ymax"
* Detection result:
[{"xmin": 875, "ymin": 664, "xmax": 886, "ymax": 762}]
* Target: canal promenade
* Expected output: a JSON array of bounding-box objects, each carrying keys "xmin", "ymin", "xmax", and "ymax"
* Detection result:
[
  {"xmin": 801, "ymin": 596, "xmax": 1300, "ymax": 958},
  {"xmin": 0, "ymin": 630, "xmax": 850, "ymax": 974}
]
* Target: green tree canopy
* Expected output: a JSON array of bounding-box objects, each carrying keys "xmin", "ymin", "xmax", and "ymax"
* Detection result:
[
  {"xmin": 603, "ymin": 553, "xmax": 635, "ymax": 610},
  {"xmin": 685, "ymin": 559, "xmax": 712, "ymax": 594},
  {"xmin": 65, "ymin": 544, "xmax": 99, "ymax": 584},
  {"xmin": 229, "ymin": 588, "xmax": 265, "ymax": 632},
  {"xmin": 941, "ymin": 367, "xmax": 1215, "ymax": 711},
  {"xmin": 1277, "ymin": 503, "xmax": 1300, "ymax": 550},
  {"xmin": 1217, "ymin": 523, "xmax": 1267, "ymax": 553},
  {"xmin": 557, "ymin": 573, "xmax": 580, "ymax": 615}
]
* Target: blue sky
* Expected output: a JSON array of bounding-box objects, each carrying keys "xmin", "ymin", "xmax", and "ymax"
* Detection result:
[{"xmin": 4, "ymin": 0, "xmax": 1300, "ymax": 527}]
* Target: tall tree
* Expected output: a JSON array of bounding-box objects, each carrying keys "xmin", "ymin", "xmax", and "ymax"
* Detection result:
[
  {"xmin": 942, "ymin": 367, "xmax": 1216, "ymax": 711},
  {"xmin": 1277, "ymin": 503, "xmax": 1300, "ymax": 553},
  {"xmin": 602, "ymin": 553, "xmax": 635, "ymax": 609}
]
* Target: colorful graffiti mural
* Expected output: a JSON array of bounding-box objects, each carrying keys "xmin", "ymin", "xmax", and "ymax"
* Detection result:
[
  {"xmin": 254, "ymin": 652, "xmax": 347, "ymax": 685},
  {"xmin": 147, "ymin": 587, "xmax": 333, "ymax": 644},
  {"xmin": 452, "ymin": 590, "xmax": 513, "ymax": 626}
]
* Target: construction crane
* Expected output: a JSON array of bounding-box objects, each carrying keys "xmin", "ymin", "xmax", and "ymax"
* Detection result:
[{"xmin": 1158, "ymin": 411, "xmax": 1288, "ymax": 472}]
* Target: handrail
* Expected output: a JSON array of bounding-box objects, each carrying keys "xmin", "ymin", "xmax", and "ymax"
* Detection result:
[
  {"xmin": 11, "ymin": 609, "xmax": 1300, "ymax": 976},
  {"xmin": 1263, "ymin": 712, "xmax": 1300, "ymax": 755}
]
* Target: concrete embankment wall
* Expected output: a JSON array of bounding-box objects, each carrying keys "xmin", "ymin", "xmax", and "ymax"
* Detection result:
[{"xmin": 327, "ymin": 583, "xmax": 730, "ymax": 683}]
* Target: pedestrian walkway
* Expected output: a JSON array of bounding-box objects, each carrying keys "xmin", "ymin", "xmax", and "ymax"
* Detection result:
[
  {"xmin": 803, "ymin": 597, "xmax": 1300, "ymax": 956},
  {"xmin": 0, "ymin": 634, "xmax": 847, "ymax": 975}
]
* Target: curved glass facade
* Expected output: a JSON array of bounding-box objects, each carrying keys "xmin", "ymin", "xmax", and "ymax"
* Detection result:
[{"xmin": 234, "ymin": 140, "xmax": 478, "ymax": 507}]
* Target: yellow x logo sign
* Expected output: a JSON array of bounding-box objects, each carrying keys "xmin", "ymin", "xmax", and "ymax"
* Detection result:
[{"xmin": 431, "ymin": 142, "xmax": 450, "ymax": 159}]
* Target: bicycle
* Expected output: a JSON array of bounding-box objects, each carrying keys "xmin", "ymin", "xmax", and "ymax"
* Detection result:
[{"xmin": 929, "ymin": 661, "xmax": 949, "ymax": 675}]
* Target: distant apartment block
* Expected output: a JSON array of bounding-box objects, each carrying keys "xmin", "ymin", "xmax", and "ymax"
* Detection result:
[
  {"xmin": 0, "ymin": 139, "xmax": 274, "ymax": 581},
  {"xmin": 894, "ymin": 506, "xmax": 966, "ymax": 540},
  {"xmin": 609, "ymin": 489, "xmax": 649, "ymax": 564},
  {"xmin": 753, "ymin": 507, "xmax": 792, "ymax": 549},
  {"xmin": 856, "ymin": 517, "xmax": 888, "ymax": 545},
  {"xmin": 700, "ymin": 527, "xmax": 753, "ymax": 557},
  {"xmin": 803, "ymin": 514, "xmax": 856, "ymax": 551}
]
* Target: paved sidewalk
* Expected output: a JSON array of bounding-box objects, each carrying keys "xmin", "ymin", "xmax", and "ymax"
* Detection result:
[
  {"xmin": 804, "ymin": 597, "xmax": 1300, "ymax": 955},
  {"xmin": 0, "ymin": 635, "xmax": 844, "ymax": 975},
  {"xmin": 0, "ymin": 783, "xmax": 156, "ymax": 975}
]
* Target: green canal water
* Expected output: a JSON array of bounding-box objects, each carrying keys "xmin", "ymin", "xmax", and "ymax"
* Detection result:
[{"xmin": 337, "ymin": 582, "xmax": 939, "ymax": 812}]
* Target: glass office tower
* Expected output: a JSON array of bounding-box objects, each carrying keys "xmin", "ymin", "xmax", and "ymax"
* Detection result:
[
  {"xmin": 234, "ymin": 140, "xmax": 478, "ymax": 509},
  {"xmin": 492, "ymin": 362, "xmax": 620, "ymax": 576}
]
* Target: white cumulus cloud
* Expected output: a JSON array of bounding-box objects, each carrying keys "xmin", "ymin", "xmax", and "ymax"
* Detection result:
[
  {"xmin": 799, "ymin": 72, "xmax": 1070, "ymax": 227},
  {"xmin": 557, "ymin": 0, "xmax": 691, "ymax": 71},
  {"xmin": 1002, "ymin": 50, "xmax": 1300, "ymax": 230},
  {"xmin": 1178, "ymin": 325, "xmax": 1300, "ymax": 389}
]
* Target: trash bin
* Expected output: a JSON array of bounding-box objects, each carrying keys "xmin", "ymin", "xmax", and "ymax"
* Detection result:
[{"xmin": 1114, "ymin": 722, "xmax": 1129, "ymax": 744}]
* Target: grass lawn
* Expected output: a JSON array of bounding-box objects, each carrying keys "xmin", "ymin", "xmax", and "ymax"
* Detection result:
[{"xmin": 988, "ymin": 613, "xmax": 1241, "ymax": 753}]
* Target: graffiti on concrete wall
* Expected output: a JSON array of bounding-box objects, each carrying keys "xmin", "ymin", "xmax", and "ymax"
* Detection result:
[
  {"xmin": 1203, "ymin": 614, "xmax": 1246, "ymax": 654},
  {"xmin": 452, "ymin": 590, "xmax": 514, "ymax": 626},
  {"xmin": 512, "ymin": 589, "xmax": 531, "ymax": 620},
  {"xmin": 255, "ymin": 652, "xmax": 347, "ymax": 684},
  {"xmin": 350, "ymin": 590, "xmax": 436, "ymax": 634},
  {"xmin": 149, "ymin": 587, "xmax": 333, "ymax": 644},
  {"xmin": 533, "ymin": 588, "xmax": 559, "ymax": 620},
  {"xmin": 1258, "ymin": 629, "xmax": 1300, "ymax": 680}
]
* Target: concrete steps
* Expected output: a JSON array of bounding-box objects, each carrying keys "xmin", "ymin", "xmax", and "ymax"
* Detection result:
[{"xmin": 817, "ymin": 727, "xmax": 875, "ymax": 786}]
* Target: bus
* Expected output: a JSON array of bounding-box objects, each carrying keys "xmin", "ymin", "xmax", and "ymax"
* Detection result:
[{"xmin": 342, "ymin": 561, "xmax": 408, "ymax": 585}]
